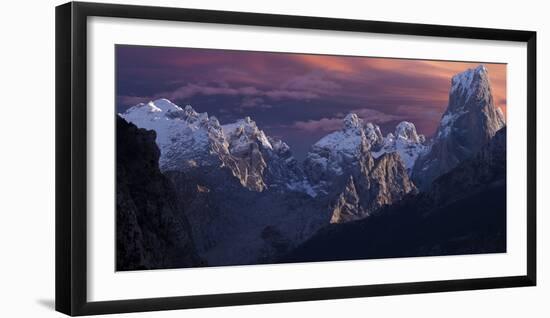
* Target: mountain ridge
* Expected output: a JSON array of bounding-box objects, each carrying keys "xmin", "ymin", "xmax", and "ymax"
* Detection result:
[
  {"xmin": 117, "ymin": 64, "xmax": 507, "ymax": 268},
  {"xmin": 284, "ymin": 125, "xmax": 507, "ymax": 263},
  {"xmin": 412, "ymin": 65, "xmax": 506, "ymax": 189}
]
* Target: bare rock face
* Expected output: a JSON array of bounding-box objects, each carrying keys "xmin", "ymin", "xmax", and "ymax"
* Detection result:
[
  {"xmin": 221, "ymin": 117, "xmax": 308, "ymax": 193},
  {"xmin": 285, "ymin": 127, "xmax": 507, "ymax": 263},
  {"xmin": 367, "ymin": 152, "xmax": 417, "ymax": 205},
  {"xmin": 121, "ymin": 100, "xmax": 311, "ymax": 195},
  {"xmin": 303, "ymin": 113, "xmax": 371, "ymax": 186},
  {"xmin": 413, "ymin": 65, "xmax": 505, "ymax": 189},
  {"xmin": 330, "ymin": 151, "xmax": 417, "ymax": 224},
  {"xmin": 330, "ymin": 176, "xmax": 361, "ymax": 223},
  {"xmin": 165, "ymin": 166, "xmax": 328, "ymax": 266},
  {"xmin": 302, "ymin": 114, "xmax": 418, "ymax": 224},
  {"xmin": 116, "ymin": 116, "xmax": 202, "ymax": 270},
  {"xmin": 429, "ymin": 126, "xmax": 506, "ymax": 205},
  {"xmin": 373, "ymin": 121, "xmax": 427, "ymax": 174}
]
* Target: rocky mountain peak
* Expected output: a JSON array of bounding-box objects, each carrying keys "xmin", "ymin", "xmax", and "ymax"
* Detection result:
[
  {"xmin": 183, "ymin": 104, "xmax": 197, "ymax": 114},
  {"xmin": 343, "ymin": 113, "xmax": 363, "ymax": 131},
  {"xmin": 150, "ymin": 98, "xmax": 181, "ymax": 111},
  {"xmin": 395, "ymin": 121, "xmax": 424, "ymax": 143},
  {"xmin": 364, "ymin": 122, "xmax": 385, "ymax": 148},
  {"xmin": 329, "ymin": 150, "xmax": 417, "ymax": 224},
  {"xmin": 330, "ymin": 176, "xmax": 361, "ymax": 224},
  {"xmin": 116, "ymin": 116, "xmax": 202, "ymax": 270},
  {"xmin": 412, "ymin": 64, "xmax": 506, "ymax": 189},
  {"xmin": 304, "ymin": 115, "xmax": 370, "ymax": 185},
  {"xmin": 222, "ymin": 117, "xmax": 273, "ymax": 151},
  {"xmin": 122, "ymin": 99, "xmax": 311, "ymax": 195},
  {"xmin": 450, "ymin": 65, "xmax": 489, "ymax": 104},
  {"xmin": 370, "ymin": 121, "xmax": 427, "ymax": 174}
]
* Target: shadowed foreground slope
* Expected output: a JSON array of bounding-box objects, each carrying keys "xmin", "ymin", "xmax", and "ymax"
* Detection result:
[
  {"xmin": 284, "ymin": 128, "xmax": 507, "ymax": 263},
  {"xmin": 116, "ymin": 116, "xmax": 202, "ymax": 270}
]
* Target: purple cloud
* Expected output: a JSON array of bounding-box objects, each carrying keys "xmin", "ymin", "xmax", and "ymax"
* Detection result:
[
  {"xmin": 118, "ymin": 95, "xmax": 152, "ymax": 106},
  {"xmin": 282, "ymin": 72, "xmax": 342, "ymax": 94},
  {"xmin": 352, "ymin": 108, "xmax": 404, "ymax": 123},
  {"xmin": 240, "ymin": 97, "xmax": 272, "ymax": 109},
  {"xmin": 291, "ymin": 117, "xmax": 344, "ymax": 133},
  {"xmin": 164, "ymin": 82, "xmax": 319, "ymax": 102},
  {"xmin": 291, "ymin": 108, "xmax": 404, "ymax": 133}
]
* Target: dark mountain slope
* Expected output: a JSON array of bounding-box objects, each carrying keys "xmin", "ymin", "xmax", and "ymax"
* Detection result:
[
  {"xmin": 116, "ymin": 116, "xmax": 202, "ymax": 270},
  {"xmin": 413, "ymin": 65, "xmax": 505, "ymax": 189},
  {"xmin": 284, "ymin": 183, "xmax": 505, "ymax": 262},
  {"xmin": 284, "ymin": 128, "xmax": 506, "ymax": 263}
]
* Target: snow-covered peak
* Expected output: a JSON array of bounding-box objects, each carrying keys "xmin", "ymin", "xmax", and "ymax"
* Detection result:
[
  {"xmin": 120, "ymin": 99, "xmax": 225, "ymax": 170},
  {"xmin": 450, "ymin": 64, "xmax": 489, "ymax": 102},
  {"xmin": 311, "ymin": 113, "xmax": 373, "ymax": 157},
  {"xmin": 122, "ymin": 98, "xmax": 314, "ymax": 195},
  {"xmin": 412, "ymin": 65, "xmax": 505, "ymax": 189},
  {"xmin": 372, "ymin": 122, "xmax": 427, "ymax": 174},
  {"xmin": 181, "ymin": 104, "xmax": 198, "ymax": 117},
  {"xmin": 343, "ymin": 113, "xmax": 363, "ymax": 131},
  {"xmin": 395, "ymin": 121, "xmax": 424, "ymax": 143},
  {"xmin": 305, "ymin": 114, "xmax": 371, "ymax": 182},
  {"xmin": 451, "ymin": 65, "xmax": 487, "ymax": 89},
  {"xmin": 314, "ymin": 124, "xmax": 366, "ymax": 156},
  {"xmin": 364, "ymin": 122, "xmax": 384, "ymax": 147},
  {"xmin": 123, "ymin": 99, "xmax": 177, "ymax": 116},
  {"xmin": 222, "ymin": 117, "xmax": 273, "ymax": 150},
  {"xmin": 150, "ymin": 98, "xmax": 182, "ymax": 112}
]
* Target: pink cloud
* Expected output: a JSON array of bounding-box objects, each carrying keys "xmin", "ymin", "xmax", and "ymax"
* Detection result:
[{"xmin": 282, "ymin": 72, "xmax": 341, "ymax": 94}]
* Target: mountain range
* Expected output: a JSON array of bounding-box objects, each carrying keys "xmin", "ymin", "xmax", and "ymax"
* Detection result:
[{"xmin": 116, "ymin": 64, "xmax": 506, "ymax": 269}]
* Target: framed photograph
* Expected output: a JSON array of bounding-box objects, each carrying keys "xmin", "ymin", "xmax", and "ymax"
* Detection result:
[{"xmin": 55, "ymin": 1, "xmax": 536, "ymax": 316}]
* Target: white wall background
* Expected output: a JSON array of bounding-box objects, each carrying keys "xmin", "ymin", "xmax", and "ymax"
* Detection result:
[{"xmin": 0, "ymin": 0, "xmax": 547, "ymax": 316}]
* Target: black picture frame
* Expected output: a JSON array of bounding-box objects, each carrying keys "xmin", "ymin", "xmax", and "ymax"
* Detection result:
[{"xmin": 55, "ymin": 1, "xmax": 537, "ymax": 316}]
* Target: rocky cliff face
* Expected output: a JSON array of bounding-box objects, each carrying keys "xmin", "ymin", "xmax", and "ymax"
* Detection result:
[
  {"xmin": 303, "ymin": 114, "xmax": 418, "ymax": 224},
  {"xmin": 329, "ymin": 151, "xmax": 416, "ymax": 224},
  {"xmin": 330, "ymin": 176, "xmax": 362, "ymax": 223},
  {"xmin": 428, "ymin": 126, "xmax": 506, "ymax": 205},
  {"xmin": 412, "ymin": 65, "xmax": 505, "ymax": 189},
  {"xmin": 121, "ymin": 99, "xmax": 312, "ymax": 195},
  {"xmin": 116, "ymin": 116, "xmax": 202, "ymax": 270},
  {"xmin": 221, "ymin": 117, "xmax": 311, "ymax": 194},
  {"xmin": 121, "ymin": 101, "xmax": 329, "ymax": 266},
  {"xmin": 285, "ymin": 126, "xmax": 507, "ymax": 263},
  {"xmin": 165, "ymin": 166, "xmax": 328, "ymax": 266},
  {"xmin": 303, "ymin": 113, "xmax": 371, "ymax": 186},
  {"xmin": 373, "ymin": 121, "xmax": 427, "ymax": 173},
  {"xmin": 117, "ymin": 63, "xmax": 506, "ymax": 268}
]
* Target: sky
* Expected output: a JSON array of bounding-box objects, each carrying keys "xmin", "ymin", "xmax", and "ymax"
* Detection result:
[{"xmin": 116, "ymin": 45, "xmax": 506, "ymax": 160}]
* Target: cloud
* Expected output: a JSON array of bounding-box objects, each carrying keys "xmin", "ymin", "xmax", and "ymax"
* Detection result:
[
  {"xmin": 291, "ymin": 108, "xmax": 404, "ymax": 133},
  {"xmin": 291, "ymin": 55, "xmax": 357, "ymax": 73},
  {"xmin": 118, "ymin": 95, "xmax": 152, "ymax": 107},
  {"xmin": 240, "ymin": 97, "xmax": 272, "ymax": 109},
  {"xmin": 165, "ymin": 83, "xmax": 319, "ymax": 102},
  {"xmin": 167, "ymin": 84, "xmax": 259, "ymax": 100},
  {"xmin": 351, "ymin": 108, "xmax": 404, "ymax": 123},
  {"xmin": 291, "ymin": 117, "xmax": 344, "ymax": 133},
  {"xmin": 282, "ymin": 72, "xmax": 341, "ymax": 94},
  {"xmin": 263, "ymin": 89, "xmax": 318, "ymax": 100}
]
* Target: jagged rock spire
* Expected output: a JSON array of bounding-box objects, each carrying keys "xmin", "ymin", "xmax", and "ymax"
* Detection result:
[{"xmin": 412, "ymin": 65, "xmax": 506, "ymax": 189}]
